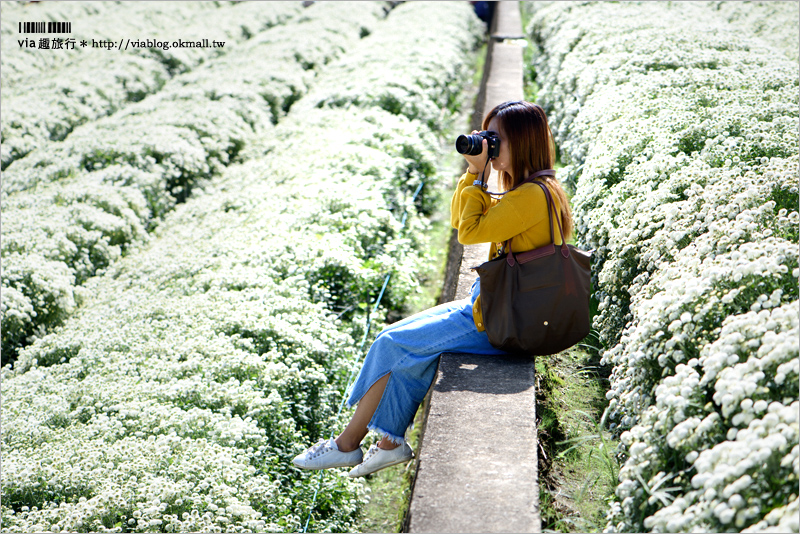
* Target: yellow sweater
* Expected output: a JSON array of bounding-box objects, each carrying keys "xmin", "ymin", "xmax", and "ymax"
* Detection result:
[{"xmin": 450, "ymin": 171, "xmax": 564, "ymax": 332}]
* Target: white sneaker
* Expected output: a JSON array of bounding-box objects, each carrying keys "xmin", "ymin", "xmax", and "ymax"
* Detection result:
[
  {"xmin": 292, "ymin": 438, "xmax": 363, "ymax": 470},
  {"xmin": 347, "ymin": 442, "xmax": 414, "ymax": 478}
]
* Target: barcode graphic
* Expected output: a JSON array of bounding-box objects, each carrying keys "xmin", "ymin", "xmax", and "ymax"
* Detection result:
[{"xmin": 18, "ymin": 21, "xmax": 72, "ymax": 33}]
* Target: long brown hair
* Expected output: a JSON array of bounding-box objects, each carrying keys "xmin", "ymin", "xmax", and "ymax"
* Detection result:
[{"xmin": 483, "ymin": 101, "xmax": 574, "ymax": 241}]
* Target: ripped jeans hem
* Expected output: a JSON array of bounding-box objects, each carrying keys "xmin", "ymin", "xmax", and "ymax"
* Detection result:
[{"xmin": 367, "ymin": 423, "xmax": 405, "ymax": 445}]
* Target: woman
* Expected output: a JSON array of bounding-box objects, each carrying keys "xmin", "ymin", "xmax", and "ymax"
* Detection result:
[{"xmin": 293, "ymin": 101, "xmax": 573, "ymax": 477}]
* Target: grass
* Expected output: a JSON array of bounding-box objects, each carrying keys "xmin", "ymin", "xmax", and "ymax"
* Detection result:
[
  {"xmin": 519, "ymin": 4, "xmax": 540, "ymax": 104},
  {"xmin": 473, "ymin": 42, "xmax": 488, "ymax": 87},
  {"xmin": 535, "ymin": 345, "xmax": 621, "ymax": 533},
  {"xmin": 401, "ymin": 34, "xmax": 485, "ymax": 318}
]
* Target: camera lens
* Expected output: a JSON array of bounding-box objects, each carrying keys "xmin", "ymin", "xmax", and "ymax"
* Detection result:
[{"xmin": 455, "ymin": 134, "xmax": 483, "ymax": 156}]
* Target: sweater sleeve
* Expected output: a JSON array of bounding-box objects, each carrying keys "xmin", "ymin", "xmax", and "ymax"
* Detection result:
[{"xmin": 450, "ymin": 171, "xmax": 478, "ymax": 229}]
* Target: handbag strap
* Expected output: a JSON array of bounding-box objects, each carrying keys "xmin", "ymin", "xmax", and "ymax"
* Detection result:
[{"xmin": 532, "ymin": 180, "xmax": 566, "ymax": 247}]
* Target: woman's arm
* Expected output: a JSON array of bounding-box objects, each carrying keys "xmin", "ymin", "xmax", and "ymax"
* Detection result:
[
  {"xmin": 450, "ymin": 171, "xmax": 479, "ymax": 229},
  {"xmin": 452, "ymin": 134, "xmax": 490, "ymax": 229}
]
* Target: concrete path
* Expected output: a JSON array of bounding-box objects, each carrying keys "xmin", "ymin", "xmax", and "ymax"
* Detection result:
[{"xmin": 406, "ymin": 3, "xmax": 540, "ymax": 532}]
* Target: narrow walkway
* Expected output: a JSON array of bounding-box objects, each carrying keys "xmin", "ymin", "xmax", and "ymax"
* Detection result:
[{"xmin": 406, "ymin": 3, "xmax": 540, "ymax": 532}]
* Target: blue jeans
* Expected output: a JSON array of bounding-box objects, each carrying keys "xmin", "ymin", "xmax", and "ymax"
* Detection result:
[{"xmin": 346, "ymin": 279, "xmax": 507, "ymax": 443}]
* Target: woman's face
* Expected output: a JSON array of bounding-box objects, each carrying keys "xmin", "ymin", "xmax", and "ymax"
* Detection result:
[{"xmin": 487, "ymin": 116, "xmax": 512, "ymax": 178}]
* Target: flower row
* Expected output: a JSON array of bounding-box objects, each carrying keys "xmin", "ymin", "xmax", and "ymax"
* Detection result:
[
  {"xmin": 2, "ymin": 2, "xmax": 483, "ymax": 532},
  {"xmin": 708, "ymin": 1, "xmax": 799, "ymax": 62},
  {"xmin": 1, "ymin": 1, "xmax": 387, "ymax": 366},
  {"xmin": 526, "ymin": 2, "xmax": 798, "ymax": 532}
]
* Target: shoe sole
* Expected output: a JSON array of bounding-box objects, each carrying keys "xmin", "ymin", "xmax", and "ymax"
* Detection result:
[
  {"xmin": 294, "ymin": 460, "xmax": 362, "ymax": 470},
  {"xmin": 347, "ymin": 454, "xmax": 414, "ymax": 478}
]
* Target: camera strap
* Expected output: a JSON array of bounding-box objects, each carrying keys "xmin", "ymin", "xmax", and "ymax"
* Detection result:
[{"xmin": 476, "ymin": 157, "xmax": 493, "ymax": 189}]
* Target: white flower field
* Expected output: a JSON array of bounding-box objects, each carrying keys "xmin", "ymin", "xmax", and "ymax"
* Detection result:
[
  {"xmin": 1, "ymin": 2, "xmax": 482, "ymax": 532},
  {"xmin": 1, "ymin": 0, "xmax": 377, "ymax": 363},
  {"xmin": 3, "ymin": 1, "xmax": 798, "ymax": 532},
  {"xmin": 527, "ymin": 2, "xmax": 798, "ymax": 532}
]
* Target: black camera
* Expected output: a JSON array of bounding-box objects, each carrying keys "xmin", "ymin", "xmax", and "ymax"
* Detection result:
[{"xmin": 455, "ymin": 130, "xmax": 500, "ymax": 158}]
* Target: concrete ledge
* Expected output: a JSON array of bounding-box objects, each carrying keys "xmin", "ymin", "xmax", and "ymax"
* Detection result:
[
  {"xmin": 491, "ymin": 0, "xmax": 525, "ymax": 41},
  {"xmin": 406, "ymin": 3, "xmax": 540, "ymax": 532},
  {"xmin": 407, "ymin": 353, "xmax": 539, "ymax": 533}
]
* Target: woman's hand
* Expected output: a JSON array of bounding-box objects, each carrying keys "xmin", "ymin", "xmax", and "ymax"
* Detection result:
[{"xmin": 463, "ymin": 130, "xmax": 489, "ymax": 174}]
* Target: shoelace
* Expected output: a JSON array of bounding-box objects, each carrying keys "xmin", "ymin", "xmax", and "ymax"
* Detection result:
[
  {"xmin": 362, "ymin": 444, "xmax": 380, "ymax": 463},
  {"xmin": 308, "ymin": 439, "xmax": 332, "ymax": 459}
]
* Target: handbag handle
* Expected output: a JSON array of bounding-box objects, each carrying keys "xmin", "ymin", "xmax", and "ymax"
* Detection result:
[{"xmin": 498, "ymin": 170, "xmax": 569, "ymax": 263}]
